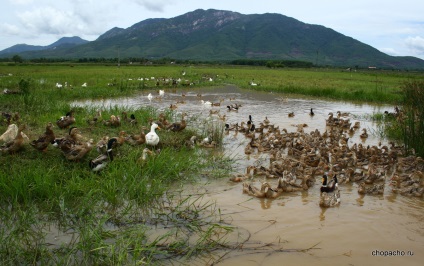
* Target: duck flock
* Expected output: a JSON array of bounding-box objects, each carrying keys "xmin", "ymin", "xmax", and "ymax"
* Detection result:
[
  {"xmin": 223, "ymin": 109, "xmax": 424, "ymax": 207},
  {"xmin": 2, "ymin": 90, "xmax": 424, "ymax": 207},
  {"xmin": 0, "ymin": 102, "xmax": 190, "ymax": 173}
]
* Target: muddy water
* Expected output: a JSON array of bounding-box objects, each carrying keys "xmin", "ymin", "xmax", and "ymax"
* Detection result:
[{"xmin": 73, "ymin": 85, "xmax": 424, "ymax": 265}]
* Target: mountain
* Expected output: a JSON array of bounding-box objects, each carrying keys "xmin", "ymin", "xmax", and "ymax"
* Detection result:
[
  {"xmin": 0, "ymin": 36, "xmax": 88, "ymax": 55},
  {"xmin": 1, "ymin": 9, "xmax": 424, "ymax": 69}
]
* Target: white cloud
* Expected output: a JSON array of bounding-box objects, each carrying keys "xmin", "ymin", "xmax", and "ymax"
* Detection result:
[
  {"xmin": 0, "ymin": 23, "xmax": 21, "ymax": 35},
  {"xmin": 405, "ymin": 36, "xmax": 424, "ymax": 55},
  {"xmin": 18, "ymin": 7, "xmax": 81, "ymax": 34},
  {"xmin": 8, "ymin": 0, "xmax": 34, "ymax": 5},
  {"xmin": 379, "ymin": 48, "xmax": 401, "ymax": 56},
  {"xmin": 15, "ymin": 5, "xmax": 110, "ymax": 37},
  {"xmin": 133, "ymin": 0, "xmax": 175, "ymax": 12}
]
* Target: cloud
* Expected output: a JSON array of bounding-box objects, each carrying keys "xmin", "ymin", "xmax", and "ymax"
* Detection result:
[
  {"xmin": 8, "ymin": 0, "xmax": 34, "ymax": 5},
  {"xmin": 15, "ymin": 5, "xmax": 109, "ymax": 37},
  {"xmin": 0, "ymin": 23, "xmax": 21, "ymax": 35},
  {"xmin": 17, "ymin": 7, "xmax": 83, "ymax": 35},
  {"xmin": 379, "ymin": 48, "xmax": 400, "ymax": 56},
  {"xmin": 405, "ymin": 36, "xmax": 424, "ymax": 55},
  {"xmin": 133, "ymin": 0, "xmax": 174, "ymax": 12}
]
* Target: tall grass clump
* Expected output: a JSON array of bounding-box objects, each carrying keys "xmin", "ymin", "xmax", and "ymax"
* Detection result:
[{"xmin": 399, "ymin": 80, "xmax": 424, "ymax": 157}]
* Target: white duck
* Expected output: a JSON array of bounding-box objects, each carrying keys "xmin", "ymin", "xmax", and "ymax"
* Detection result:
[
  {"xmin": 0, "ymin": 124, "xmax": 30, "ymax": 144},
  {"xmin": 146, "ymin": 123, "xmax": 160, "ymax": 149},
  {"xmin": 147, "ymin": 93, "xmax": 153, "ymax": 101}
]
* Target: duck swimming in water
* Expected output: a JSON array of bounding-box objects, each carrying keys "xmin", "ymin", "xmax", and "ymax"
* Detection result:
[{"xmin": 320, "ymin": 174, "xmax": 338, "ymax": 193}]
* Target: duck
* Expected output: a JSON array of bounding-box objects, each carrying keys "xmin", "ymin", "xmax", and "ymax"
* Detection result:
[
  {"xmin": 96, "ymin": 136, "xmax": 110, "ymax": 154},
  {"xmin": 146, "ymin": 123, "xmax": 160, "ymax": 149},
  {"xmin": 54, "ymin": 127, "xmax": 85, "ymax": 152},
  {"xmin": 360, "ymin": 128, "xmax": 368, "ymax": 139},
  {"xmin": 89, "ymin": 138, "xmax": 117, "ymax": 172},
  {"xmin": 126, "ymin": 127, "xmax": 146, "ymax": 146},
  {"xmin": 62, "ymin": 139, "xmax": 94, "ymax": 161},
  {"xmin": 56, "ymin": 110, "xmax": 76, "ymax": 129},
  {"xmin": 276, "ymin": 175, "xmax": 303, "ymax": 193},
  {"xmin": 264, "ymin": 184, "xmax": 283, "ymax": 198},
  {"xmin": 391, "ymin": 180, "xmax": 424, "ymax": 197},
  {"xmin": 86, "ymin": 109, "xmax": 102, "ymax": 125},
  {"xmin": 0, "ymin": 124, "xmax": 26, "ymax": 154},
  {"xmin": 201, "ymin": 100, "xmax": 212, "ymax": 106},
  {"xmin": 67, "ymin": 126, "xmax": 85, "ymax": 144},
  {"xmin": 185, "ymin": 135, "xmax": 198, "ymax": 149},
  {"xmin": 226, "ymin": 104, "xmax": 239, "ymax": 111},
  {"xmin": 202, "ymin": 140, "xmax": 217, "ymax": 148},
  {"xmin": 147, "ymin": 93, "xmax": 153, "ymax": 101},
  {"xmin": 30, "ymin": 122, "xmax": 56, "ymax": 152},
  {"xmin": 103, "ymin": 115, "xmax": 121, "ymax": 127},
  {"xmin": 245, "ymin": 182, "xmax": 270, "ymax": 198},
  {"xmin": 309, "ymin": 108, "xmax": 315, "ymax": 116},
  {"xmin": 320, "ymin": 174, "xmax": 338, "ymax": 193},
  {"xmin": 230, "ymin": 166, "xmax": 254, "ymax": 182},
  {"xmin": 122, "ymin": 112, "xmax": 137, "ymax": 126},
  {"xmin": 0, "ymin": 124, "xmax": 19, "ymax": 143},
  {"xmin": 319, "ymin": 189, "xmax": 341, "ymax": 207},
  {"xmin": 137, "ymin": 148, "xmax": 154, "ymax": 165},
  {"xmin": 358, "ymin": 182, "xmax": 384, "ymax": 195},
  {"xmin": 111, "ymin": 131, "xmax": 127, "ymax": 147},
  {"xmin": 288, "ymin": 112, "xmax": 295, "ymax": 118},
  {"xmin": 167, "ymin": 113, "xmax": 187, "ymax": 132}
]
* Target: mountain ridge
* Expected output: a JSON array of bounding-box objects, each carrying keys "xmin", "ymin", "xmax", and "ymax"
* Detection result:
[{"xmin": 1, "ymin": 9, "xmax": 423, "ymax": 69}]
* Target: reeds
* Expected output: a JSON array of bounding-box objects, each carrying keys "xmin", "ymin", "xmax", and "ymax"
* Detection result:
[{"xmin": 400, "ymin": 81, "xmax": 424, "ymax": 156}]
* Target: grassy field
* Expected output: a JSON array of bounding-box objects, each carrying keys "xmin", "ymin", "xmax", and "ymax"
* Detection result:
[{"xmin": 0, "ymin": 63, "xmax": 422, "ymax": 264}]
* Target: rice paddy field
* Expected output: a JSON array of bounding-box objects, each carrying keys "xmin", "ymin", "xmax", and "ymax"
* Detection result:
[{"xmin": 0, "ymin": 63, "xmax": 423, "ymax": 265}]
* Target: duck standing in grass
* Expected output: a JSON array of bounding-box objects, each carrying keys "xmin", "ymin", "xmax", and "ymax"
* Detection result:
[
  {"xmin": 0, "ymin": 124, "xmax": 26, "ymax": 154},
  {"xmin": 0, "ymin": 124, "xmax": 19, "ymax": 143},
  {"xmin": 137, "ymin": 148, "xmax": 154, "ymax": 165},
  {"xmin": 89, "ymin": 138, "xmax": 117, "ymax": 172},
  {"xmin": 57, "ymin": 110, "xmax": 76, "ymax": 129},
  {"xmin": 30, "ymin": 122, "xmax": 55, "ymax": 152},
  {"xmin": 62, "ymin": 139, "xmax": 94, "ymax": 161},
  {"xmin": 126, "ymin": 127, "xmax": 146, "ymax": 146},
  {"xmin": 146, "ymin": 123, "xmax": 160, "ymax": 150},
  {"xmin": 167, "ymin": 113, "xmax": 187, "ymax": 132}
]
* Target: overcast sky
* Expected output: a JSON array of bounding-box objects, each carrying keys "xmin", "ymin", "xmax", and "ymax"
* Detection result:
[{"xmin": 1, "ymin": 0, "xmax": 424, "ymax": 59}]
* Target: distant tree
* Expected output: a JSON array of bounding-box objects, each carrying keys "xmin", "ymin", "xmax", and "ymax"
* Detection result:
[{"xmin": 12, "ymin": 54, "xmax": 23, "ymax": 63}]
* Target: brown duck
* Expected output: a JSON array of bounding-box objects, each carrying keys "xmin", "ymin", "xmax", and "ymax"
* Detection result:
[
  {"xmin": 126, "ymin": 127, "xmax": 146, "ymax": 146},
  {"xmin": 57, "ymin": 110, "xmax": 76, "ymax": 129},
  {"xmin": 167, "ymin": 113, "xmax": 187, "ymax": 132},
  {"xmin": 30, "ymin": 122, "xmax": 55, "ymax": 152}
]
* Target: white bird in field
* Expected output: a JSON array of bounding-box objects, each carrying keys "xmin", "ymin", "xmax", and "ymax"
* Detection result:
[
  {"xmin": 56, "ymin": 83, "xmax": 63, "ymax": 88},
  {"xmin": 145, "ymin": 123, "xmax": 160, "ymax": 149},
  {"xmin": 201, "ymin": 100, "xmax": 212, "ymax": 106},
  {"xmin": 82, "ymin": 82, "xmax": 87, "ymax": 87},
  {"xmin": 147, "ymin": 93, "xmax": 153, "ymax": 101}
]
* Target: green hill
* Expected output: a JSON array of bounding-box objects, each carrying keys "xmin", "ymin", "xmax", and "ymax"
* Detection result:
[{"xmin": 2, "ymin": 9, "xmax": 424, "ymax": 69}]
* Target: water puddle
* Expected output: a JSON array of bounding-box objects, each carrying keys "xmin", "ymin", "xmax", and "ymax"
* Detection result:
[{"xmin": 72, "ymin": 85, "xmax": 424, "ymax": 265}]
